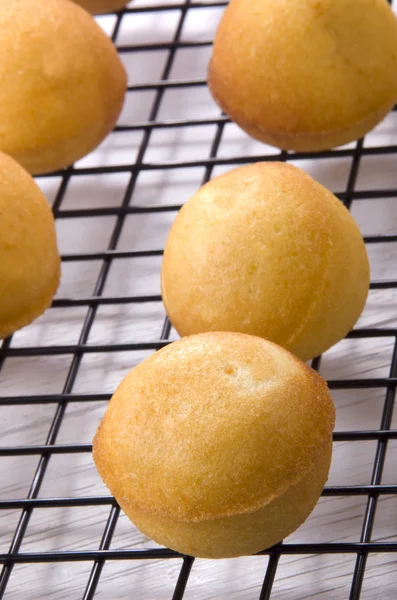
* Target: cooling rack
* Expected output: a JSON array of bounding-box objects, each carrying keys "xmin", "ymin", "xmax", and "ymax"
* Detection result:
[{"xmin": 0, "ymin": 1, "xmax": 396, "ymax": 598}]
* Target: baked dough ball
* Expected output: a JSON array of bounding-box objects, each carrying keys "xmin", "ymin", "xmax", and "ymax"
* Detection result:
[
  {"xmin": 0, "ymin": 0, "xmax": 127, "ymax": 174},
  {"xmin": 73, "ymin": 0, "xmax": 129, "ymax": 14},
  {"xmin": 208, "ymin": 0, "xmax": 397, "ymax": 151},
  {"xmin": 0, "ymin": 152, "xmax": 60, "ymax": 339},
  {"xmin": 93, "ymin": 332, "xmax": 335, "ymax": 558},
  {"xmin": 161, "ymin": 162, "xmax": 370, "ymax": 361}
]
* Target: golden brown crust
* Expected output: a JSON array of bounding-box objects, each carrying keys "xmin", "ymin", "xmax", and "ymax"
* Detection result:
[
  {"xmin": 119, "ymin": 437, "xmax": 332, "ymax": 558},
  {"xmin": 72, "ymin": 0, "xmax": 128, "ymax": 14},
  {"xmin": 0, "ymin": 0, "xmax": 127, "ymax": 174},
  {"xmin": 208, "ymin": 0, "xmax": 397, "ymax": 151},
  {"xmin": 93, "ymin": 332, "xmax": 335, "ymax": 523},
  {"xmin": 0, "ymin": 152, "xmax": 60, "ymax": 339},
  {"xmin": 0, "ymin": 266, "xmax": 60, "ymax": 340},
  {"xmin": 161, "ymin": 162, "xmax": 370, "ymax": 362},
  {"xmin": 208, "ymin": 62, "xmax": 396, "ymax": 151}
]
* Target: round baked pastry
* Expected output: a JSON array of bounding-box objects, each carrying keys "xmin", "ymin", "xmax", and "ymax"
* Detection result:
[
  {"xmin": 0, "ymin": 0, "xmax": 127, "ymax": 174},
  {"xmin": 73, "ymin": 0, "xmax": 129, "ymax": 14},
  {"xmin": 93, "ymin": 332, "xmax": 335, "ymax": 558},
  {"xmin": 161, "ymin": 162, "xmax": 370, "ymax": 361},
  {"xmin": 208, "ymin": 0, "xmax": 397, "ymax": 151},
  {"xmin": 0, "ymin": 152, "xmax": 60, "ymax": 339}
]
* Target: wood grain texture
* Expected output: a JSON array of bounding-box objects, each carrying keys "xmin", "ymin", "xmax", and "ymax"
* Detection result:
[{"xmin": 0, "ymin": 2, "xmax": 396, "ymax": 599}]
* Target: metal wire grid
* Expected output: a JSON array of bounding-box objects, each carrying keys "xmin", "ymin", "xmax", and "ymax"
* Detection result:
[{"xmin": 0, "ymin": 0, "xmax": 396, "ymax": 598}]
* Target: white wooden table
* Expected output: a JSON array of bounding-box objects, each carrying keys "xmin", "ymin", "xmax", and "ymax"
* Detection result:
[{"xmin": 0, "ymin": 1, "xmax": 396, "ymax": 598}]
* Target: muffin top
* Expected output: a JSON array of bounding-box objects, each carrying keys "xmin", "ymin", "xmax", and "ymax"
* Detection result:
[{"xmin": 93, "ymin": 332, "xmax": 335, "ymax": 523}]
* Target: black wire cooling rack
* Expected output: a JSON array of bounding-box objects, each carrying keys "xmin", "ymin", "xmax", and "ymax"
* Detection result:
[{"xmin": 0, "ymin": 1, "xmax": 396, "ymax": 599}]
